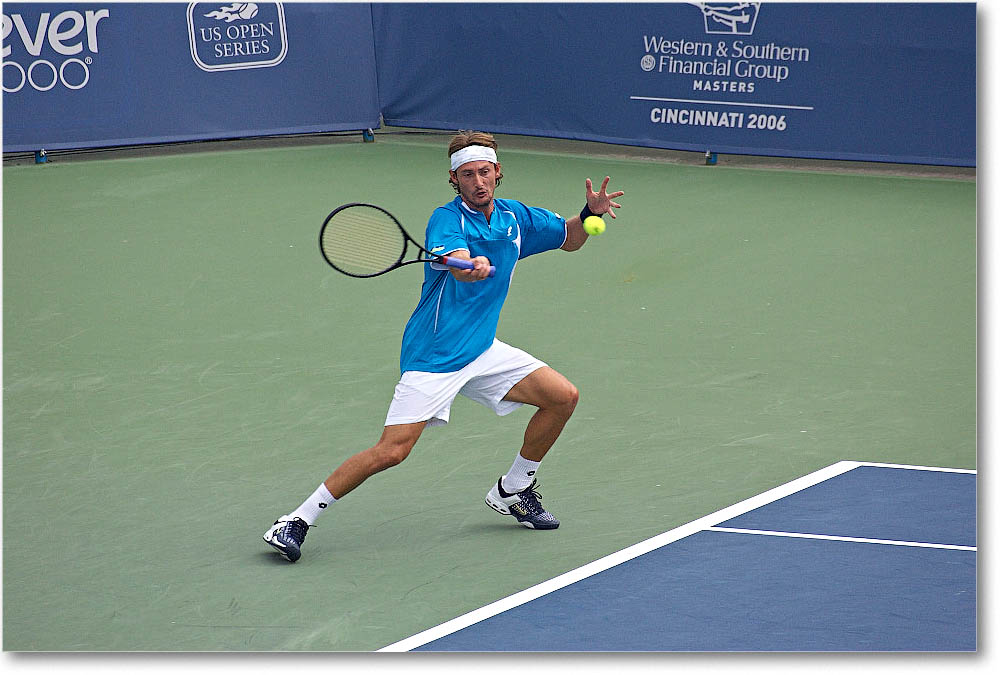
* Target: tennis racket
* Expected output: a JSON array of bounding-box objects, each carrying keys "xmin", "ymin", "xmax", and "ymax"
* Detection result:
[{"xmin": 319, "ymin": 203, "xmax": 496, "ymax": 278}]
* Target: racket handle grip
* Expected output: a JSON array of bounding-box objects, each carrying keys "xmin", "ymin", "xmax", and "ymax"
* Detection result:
[{"xmin": 441, "ymin": 256, "xmax": 496, "ymax": 278}]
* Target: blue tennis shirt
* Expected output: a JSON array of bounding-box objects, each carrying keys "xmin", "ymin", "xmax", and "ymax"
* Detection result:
[{"xmin": 399, "ymin": 196, "xmax": 567, "ymax": 373}]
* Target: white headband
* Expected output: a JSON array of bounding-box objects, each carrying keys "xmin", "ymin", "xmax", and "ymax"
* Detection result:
[{"xmin": 449, "ymin": 145, "xmax": 498, "ymax": 171}]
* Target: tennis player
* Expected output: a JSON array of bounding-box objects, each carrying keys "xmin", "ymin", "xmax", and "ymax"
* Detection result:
[{"xmin": 265, "ymin": 131, "xmax": 624, "ymax": 562}]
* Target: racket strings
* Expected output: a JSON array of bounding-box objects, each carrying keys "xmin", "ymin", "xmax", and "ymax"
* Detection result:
[{"xmin": 321, "ymin": 206, "xmax": 407, "ymax": 276}]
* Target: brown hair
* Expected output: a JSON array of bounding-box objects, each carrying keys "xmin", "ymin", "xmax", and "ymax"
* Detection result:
[{"xmin": 448, "ymin": 130, "xmax": 503, "ymax": 193}]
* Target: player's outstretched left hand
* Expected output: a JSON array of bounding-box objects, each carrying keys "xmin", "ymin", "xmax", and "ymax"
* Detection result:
[{"xmin": 585, "ymin": 176, "xmax": 625, "ymax": 219}]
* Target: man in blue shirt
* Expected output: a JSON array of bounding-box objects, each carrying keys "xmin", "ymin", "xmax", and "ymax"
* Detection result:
[{"xmin": 265, "ymin": 131, "xmax": 624, "ymax": 562}]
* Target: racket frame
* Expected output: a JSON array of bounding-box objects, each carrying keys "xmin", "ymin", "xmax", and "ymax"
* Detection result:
[{"xmin": 319, "ymin": 202, "xmax": 495, "ymax": 278}]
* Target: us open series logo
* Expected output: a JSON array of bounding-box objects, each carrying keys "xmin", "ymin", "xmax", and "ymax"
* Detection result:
[{"xmin": 187, "ymin": 2, "xmax": 287, "ymax": 72}]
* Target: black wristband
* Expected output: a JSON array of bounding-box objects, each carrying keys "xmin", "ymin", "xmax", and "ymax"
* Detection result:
[{"xmin": 580, "ymin": 204, "xmax": 596, "ymax": 221}]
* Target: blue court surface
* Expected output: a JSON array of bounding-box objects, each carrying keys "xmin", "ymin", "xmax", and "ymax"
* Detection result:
[{"xmin": 381, "ymin": 462, "xmax": 976, "ymax": 652}]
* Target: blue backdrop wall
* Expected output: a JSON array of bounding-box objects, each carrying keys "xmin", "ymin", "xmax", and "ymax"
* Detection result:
[
  {"xmin": 2, "ymin": 2, "xmax": 381, "ymax": 150},
  {"xmin": 2, "ymin": 2, "xmax": 976, "ymax": 166}
]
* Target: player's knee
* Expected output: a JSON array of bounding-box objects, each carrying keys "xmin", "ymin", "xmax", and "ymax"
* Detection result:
[
  {"xmin": 371, "ymin": 438, "xmax": 415, "ymax": 471},
  {"xmin": 371, "ymin": 447, "xmax": 407, "ymax": 472},
  {"xmin": 560, "ymin": 382, "xmax": 579, "ymax": 412}
]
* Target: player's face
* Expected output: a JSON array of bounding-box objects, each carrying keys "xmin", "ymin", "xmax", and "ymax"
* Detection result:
[{"xmin": 451, "ymin": 160, "xmax": 499, "ymax": 211}]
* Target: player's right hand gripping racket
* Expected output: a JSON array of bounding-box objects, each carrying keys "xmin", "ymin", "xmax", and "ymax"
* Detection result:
[{"xmin": 319, "ymin": 203, "xmax": 495, "ymax": 278}]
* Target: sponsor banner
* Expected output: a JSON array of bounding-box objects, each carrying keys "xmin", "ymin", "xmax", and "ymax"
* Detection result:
[
  {"xmin": 374, "ymin": 2, "xmax": 975, "ymax": 166},
  {"xmin": 2, "ymin": 2, "xmax": 380, "ymax": 151},
  {"xmin": 3, "ymin": 3, "xmax": 975, "ymax": 165}
]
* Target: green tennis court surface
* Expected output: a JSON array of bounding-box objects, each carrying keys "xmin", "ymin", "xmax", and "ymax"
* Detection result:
[{"xmin": 2, "ymin": 133, "xmax": 975, "ymax": 651}]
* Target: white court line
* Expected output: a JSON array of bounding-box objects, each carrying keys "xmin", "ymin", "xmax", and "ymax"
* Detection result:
[
  {"xmin": 378, "ymin": 460, "xmax": 860, "ymax": 651},
  {"xmin": 706, "ymin": 527, "xmax": 977, "ymax": 552},
  {"xmin": 378, "ymin": 460, "xmax": 974, "ymax": 651},
  {"xmin": 853, "ymin": 461, "xmax": 976, "ymax": 474}
]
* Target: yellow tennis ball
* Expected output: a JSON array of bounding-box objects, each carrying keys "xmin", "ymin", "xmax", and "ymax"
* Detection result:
[{"xmin": 583, "ymin": 215, "xmax": 606, "ymax": 236}]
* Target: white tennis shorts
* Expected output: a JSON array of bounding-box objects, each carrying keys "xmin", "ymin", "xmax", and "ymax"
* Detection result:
[{"xmin": 385, "ymin": 339, "xmax": 547, "ymax": 428}]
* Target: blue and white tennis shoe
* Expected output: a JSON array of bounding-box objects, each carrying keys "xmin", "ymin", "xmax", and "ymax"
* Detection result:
[
  {"xmin": 485, "ymin": 477, "xmax": 560, "ymax": 530},
  {"xmin": 263, "ymin": 516, "xmax": 310, "ymax": 562}
]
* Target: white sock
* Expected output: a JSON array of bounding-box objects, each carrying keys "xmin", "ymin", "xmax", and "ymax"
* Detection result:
[
  {"xmin": 289, "ymin": 483, "xmax": 337, "ymax": 525},
  {"xmin": 501, "ymin": 453, "xmax": 541, "ymax": 494}
]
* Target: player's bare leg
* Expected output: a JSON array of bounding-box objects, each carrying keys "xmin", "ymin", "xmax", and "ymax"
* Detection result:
[
  {"xmin": 264, "ymin": 421, "xmax": 425, "ymax": 561},
  {"xmin": 503, "ymin": 366, "xmax": 579, "ymax": 461},
  {"xmin": 323, "ymin": 421, "xmax": 427, "ymax": 498},
  {"xmin": 485, "ymin": 367, "xmax": 578, "ymax": 529}
]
